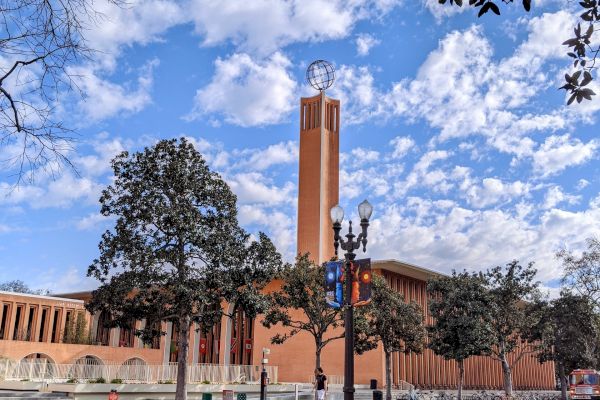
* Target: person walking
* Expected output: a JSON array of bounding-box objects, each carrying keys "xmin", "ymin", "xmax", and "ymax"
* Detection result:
[{"xmin": 314, "ymin": 367, "xmax": 328, "ymax": 400}]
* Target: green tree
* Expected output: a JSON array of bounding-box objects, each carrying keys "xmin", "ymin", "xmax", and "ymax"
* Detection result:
[
  {"xmin": 529, "ymin": 292, "xmax": 600, "ymax": 400},
  {"xmin": 262, "ymin": 255, "xmax": 344, "ymax": 369},
  {"xmin": 86, "ymin": 138, "xmax": 282, "ymax": 400},
  {"xmin": 559, "ymin": 238, "xmax": 600, "ymax": 309},
  {"xmin": 0, "ymin": 280, "xmax": 49, "ymax": 295},
  {"xmin": 427, "ymin": 271, "xmax": 494, "ymax": 400},
  {"xmin": 356, "ymin": 275, "xmax": 426, "ymax": 400},
  {"xmin": 485, "ymin": 260, "xmax": 541, "ymax": 397}
]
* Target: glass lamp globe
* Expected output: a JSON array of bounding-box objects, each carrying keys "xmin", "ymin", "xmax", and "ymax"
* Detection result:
[
  {"xmin": 358, "ymin": 199, "xmax": 373, "ymax": 220},
  {"xmin": 330, "ymin": 204, "xmax": 344, "ymax": 224}
]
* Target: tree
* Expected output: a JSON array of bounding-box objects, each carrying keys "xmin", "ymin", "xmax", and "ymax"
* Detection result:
[
  {"xmin": 427, "ymin": 271, "xmax": 494, "ymax": 400},
  {"xmin": 485, "ymin": 260, "xmax": 541, "ymax": 397},
  {"xmin": 356, "ymin": 275, "xmax": 426, "ymax": 400},
  {"xmin": 0, "ymin": 0, "xmax": 123, "ymax": 183},
  {"xmin": 559, "ymin": 237, "xmax": 600, "ymax": 309},
  {"xmin": 438, "ymin": 0, "xmax": 598, "ymax": 104},
  {"xmin": 86, "ymin": 138, "xmax": 282, "ymax": 400},
  {"xmin": 0, "ymin": 280, "xmax": 49, "ymax": 295},
  {"xmin": 262, "ymin": 255, "xmax": 345, "ymax": 369},
  {"xmin": 529, "ymin": 292, "xmax": 600, "ymax": 400}
]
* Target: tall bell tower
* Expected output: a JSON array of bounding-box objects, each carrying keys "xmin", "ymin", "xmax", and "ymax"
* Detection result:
[{"xmin": 297, "ymin": 60, "xmax": 340, "ymax": 265}]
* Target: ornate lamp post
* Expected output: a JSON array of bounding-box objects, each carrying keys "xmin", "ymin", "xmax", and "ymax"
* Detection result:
[{"xmin": 330, "ymin": 199, "xmax": 373, "ymax": 400}]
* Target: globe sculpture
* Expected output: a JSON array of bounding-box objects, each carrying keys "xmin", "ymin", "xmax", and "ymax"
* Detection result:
[{"xmin": 306, "ymin": 60, "xmax": 335, "ymax": 91}]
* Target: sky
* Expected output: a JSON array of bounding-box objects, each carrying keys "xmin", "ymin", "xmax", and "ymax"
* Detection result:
[{"xmin": 0, "ymin": 0, "xmax": 598, "ymax": 295}]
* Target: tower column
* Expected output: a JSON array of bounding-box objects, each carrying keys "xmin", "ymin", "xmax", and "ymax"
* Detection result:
[{"xmin": 296, "ymin": 91, "xmax": 340, "ymax": 264}]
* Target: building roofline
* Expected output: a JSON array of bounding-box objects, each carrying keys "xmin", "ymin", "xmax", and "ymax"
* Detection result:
[
  {"xmin": 0, "ymin": 290, "xmax": 85, "ymax": 303},
  {"xmin": 372, "ymin": 259, "xmax": 449, "ymax": 280}
]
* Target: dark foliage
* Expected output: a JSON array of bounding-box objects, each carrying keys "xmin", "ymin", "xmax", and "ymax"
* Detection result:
[{"xmin": 86, "ymin": 138, "xmax": 282, "ymax": 400}]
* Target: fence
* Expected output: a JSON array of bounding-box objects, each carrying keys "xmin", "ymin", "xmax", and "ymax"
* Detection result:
[{"xmin": 0, "ymin": 359, "xmax": 278, "ymax": 384}]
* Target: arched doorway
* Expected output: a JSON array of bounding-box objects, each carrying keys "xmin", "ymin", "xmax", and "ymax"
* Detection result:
[
  {"xmin": 117, "ymin": 357, "xmax": 148, "ymax": 382},
  {"xmin": 68, "ymin": 355, "xmax": 104, "ymax": 381}
]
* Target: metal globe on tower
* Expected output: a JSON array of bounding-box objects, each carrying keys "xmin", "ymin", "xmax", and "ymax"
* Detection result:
[{"xmin": 306, "ymin": 60, "xmax": 335, "ymax": 91}]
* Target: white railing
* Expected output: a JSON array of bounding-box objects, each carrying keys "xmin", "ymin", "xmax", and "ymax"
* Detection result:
[
  {"xmin": 0, "ymin": 359, "xmax": 278, "ymax": 384},
  {"xmin": 309, "ymin": 375, "xmax": 344, "ymax": 385}
]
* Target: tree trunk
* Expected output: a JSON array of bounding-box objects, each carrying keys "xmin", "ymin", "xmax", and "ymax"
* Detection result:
[
  {"xmin": 501, "ymin": 354, "xmax": 513, "ymax": 397},
  {"xmin": 385, "ymin": 351, "xmax": 392, "ymax": 400},
  {"xmin": 316, "ymin": 348, "xmax": 321, "ymax": 369},
  {"xmin": 558, "ymin": 362, "xmax": 568, "ymax": 400},
  {"xmin": 175, "ymin": 317, "xmax": 190, "ymax": 400},
  {"xmin": 457, "ymin": 359, "xmax": 464, "ymax": 400}
]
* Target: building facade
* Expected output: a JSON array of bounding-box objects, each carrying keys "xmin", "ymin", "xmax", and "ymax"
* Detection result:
[{"xmin": 0, "ymin": 85, "xmax": 556, "ymax": 390}]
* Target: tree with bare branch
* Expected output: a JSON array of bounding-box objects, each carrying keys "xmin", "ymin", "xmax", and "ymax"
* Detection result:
[{"xmin": 0, "ymin": 0, "xmax": 119, "ymax": 183}]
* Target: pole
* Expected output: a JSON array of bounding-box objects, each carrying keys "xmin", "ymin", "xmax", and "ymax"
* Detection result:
[
  {"xmin": 343, "ymin": 255, "xmax": 355, "ymax": 400},
  {"xmin": 260, "ymin": 349, "xmax": 268, "ymax": 400}
]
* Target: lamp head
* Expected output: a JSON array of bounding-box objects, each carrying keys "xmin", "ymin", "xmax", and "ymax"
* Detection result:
[
  {"xmin": 330, "ymin": 204, "xmax": 344, "ymax": 224},
  {"xmin": 357, "ymin": 199, "xmax": 373, "ymax": 220}
]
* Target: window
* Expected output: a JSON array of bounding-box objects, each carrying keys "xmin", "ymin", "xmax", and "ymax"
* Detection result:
[
  {"xmin": 24, "ymin": 306, "xmax": 36, "ymax": 341},
  {"xmin": 38, "ymin": 308, "xmax": 49, "ymax": 342},
  {"xmin": 0, "ymin": 304, "xmax": 10, "ymax": 339},
  {"xmin": 118, "ymin": 320, "xmax": 135, "ymax": 348},
  {"xmin": 50, "ymin": 309, "xmax": 61, "ymax": 343},
  {"xmin": 12, "ymin": 304, "xmax": 24, "ymax": 340}
]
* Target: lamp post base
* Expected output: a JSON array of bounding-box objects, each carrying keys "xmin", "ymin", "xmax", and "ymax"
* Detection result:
[{"xmin": 343, "ymin": 385, "xmax": 356, "ymax": 400}]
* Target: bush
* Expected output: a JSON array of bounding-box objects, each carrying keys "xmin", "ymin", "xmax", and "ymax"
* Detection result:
[
  {"xmin": 88, "ymin": 377, "xmax": 106, "ymax": 384},
  {"xmin": 66, "ymin": 378, "xmax": 78, "ymax": 384},
  {"xmin": 110, "ymin": 378, "xmax": 123, "ymax": 384},
  {"xmin": 20, "ymin": 378, "xmax": 29, "ymax": 382},
  {"xmin": 158, "ymin": 380, "xmax": 174, "ymax": 384},
  {"xmin": 201, "ymin": 380, "xmax": 211, "ymax": 384}
]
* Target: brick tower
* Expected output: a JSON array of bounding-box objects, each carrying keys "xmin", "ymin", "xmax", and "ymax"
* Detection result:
[{"xmin": 296, "ymin": 91, "xmax": 340, "ymax": 264}]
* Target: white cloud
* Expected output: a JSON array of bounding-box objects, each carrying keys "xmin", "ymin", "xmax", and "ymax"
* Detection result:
[
  {"xmin": 76, "ymin": 213, "xmax": 111, "ymax": 230},
  {"xmin": 356, "ymin": 33, "xmax": 380, "ymax": 56},
  {"xmin": 188, "ymin": 0, "xmax": 400, "ymax": 55},
  {"xmin": 341, "ymin": 147, "xmax": 380, "ymax": 165},
  {"xmin": 70, "ymin": 59, "xmax": 158, "ymax": 122},
  {"xmin": 76, "ymin": 135, "xmax": 129, "ymax": 177},
  {"xmin": 0, "ymin": 173, "xmax": 100, "ymax": 209},
  {"xmin": 465, "ymin": 178, "xmax": 530, "ymax": 208},
  {"xmin": 187, "ymin": 52, "xmax": 297, "ymax": 126},
  {"xmin": 532, "ymin": 134, "xmax": 597, "ymax": 177},
  {"xmin": 83, "ymin": 0, "xmax": 184, "ymax": 70},
  {"xmin": 238, "ymin": 205, "xmax": 297, "ymax": 260},
  {"xmin": 329, "ymin": 65, "xmax": 380, "ymax": 125},
  {"xmin": 389, "ymin": 136, "xmax": 415, "ymax": 159},
  {"xmin": 543, "ymin": 186, "xmax": 580, "ymax": 209},
  {"xmin": 367, "ymin": 197, "xmax": 600, "ymax": 282},
  {"xmin": 227, "ymin": 172, "xmax": 295, "ymax": 205},
  {"xmin": 235, "ymin": 141, "xmax": 298, "ymax": 171},
  {"xmin": 422, "ymin": 0, "xmax": 469, "ymax": 22},
  {"xmin": 577, "ymin": 179, "xmax": 590, "ymax": 190}
]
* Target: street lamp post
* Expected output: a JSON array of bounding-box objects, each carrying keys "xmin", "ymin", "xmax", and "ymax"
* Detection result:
[{"xmin": 330, "ymin": 199, "xmax": 373, "ymax": 400}]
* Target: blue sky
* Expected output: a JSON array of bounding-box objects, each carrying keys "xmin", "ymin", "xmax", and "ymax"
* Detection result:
[{"xmin": 0, "ymin": 0, "xmax": 598, "ymax": 294}]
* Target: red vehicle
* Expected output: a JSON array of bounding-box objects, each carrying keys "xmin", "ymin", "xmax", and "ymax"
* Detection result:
[{"xmin": 570, "ymin": 369, "xmax": 600, "ymax": 399}]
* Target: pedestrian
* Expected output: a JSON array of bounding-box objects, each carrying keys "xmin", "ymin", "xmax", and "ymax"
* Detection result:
[
  {"xmin": 108, "ymin": 389, "xmax": 119, "ymax": 400},
  {"xmin": 314, "ymin": 367, "xmax": 327, "ymax": 400}
]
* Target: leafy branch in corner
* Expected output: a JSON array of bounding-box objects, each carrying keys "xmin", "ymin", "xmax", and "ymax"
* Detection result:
[{"xmin": 438, "ymin": 0, "xmax": 600, "ymax": 104}]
